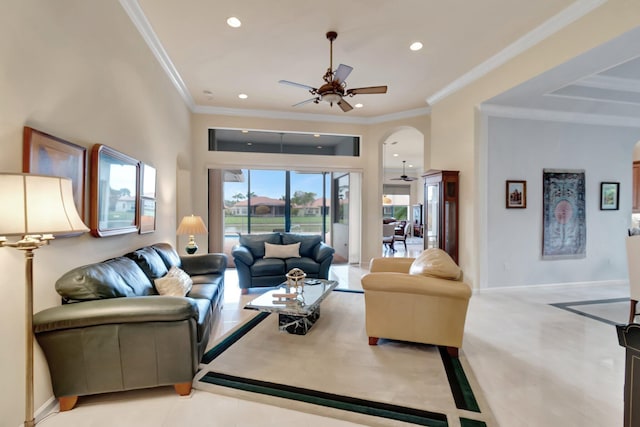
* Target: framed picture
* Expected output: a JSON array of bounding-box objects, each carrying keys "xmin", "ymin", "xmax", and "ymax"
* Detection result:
[
  {"xmin": 542, "ymin": 169, "xmax": 586, "ymax": 259},
  {"xmin": 600, "ymin": 182, "xmax": 619, "ymax": 210},
  {"xmin": 139, "ymin": 163, "xmax": 157, "ymax": 234},
  {"xmin": 90, "ymin": 144, "xmax": 140, "ymax": 237},
  {"xmin": 22, "ymin": 127, "xmax": 86, "ymax": 218},
  {"xmin": 506, "ymin": 180, "xmax": 526, "ymax": 208},
  {"xmin": 139, "ymin": 197, "xmax": 156, "ymax": 234}
]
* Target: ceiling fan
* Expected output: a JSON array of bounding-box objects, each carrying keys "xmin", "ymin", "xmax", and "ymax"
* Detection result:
[
  {"xmin": 390, "ymin": 161, "xmax": 417, "ymax": 182},
  {"xmin": 278, "ymin": 31, "xmax": 388, "ymax": 112}
]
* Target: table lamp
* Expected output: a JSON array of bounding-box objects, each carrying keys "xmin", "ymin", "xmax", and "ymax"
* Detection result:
[
  {"xmin": 176, "ymin": 215, "xmax": 208, "ymax": 254},
  {"xmin": 0, "ymin": 173, "xmax": 89, "ymax": 427}
]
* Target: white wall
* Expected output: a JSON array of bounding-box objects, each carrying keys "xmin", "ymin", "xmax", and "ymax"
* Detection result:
[
  {"xmin": 485, "ymin": 116, "xmax": 640, "ymax": 288},
  {"xmin": 0, "ymin": 2, "xmax": 191, "ymax": 425}
]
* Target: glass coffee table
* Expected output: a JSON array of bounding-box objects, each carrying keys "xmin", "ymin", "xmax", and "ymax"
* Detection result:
[{"xmin": 244, "ymin": 279, "xmax": 338, "ymax": 335}]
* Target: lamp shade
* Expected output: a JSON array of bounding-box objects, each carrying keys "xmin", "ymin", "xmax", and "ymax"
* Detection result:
[
  {"xmin": 0, "ymin": 173, "xmax": 88, "ymax": 236},
  {"xmin": 176, "ymin": 215, "xmax": 208, "ymax": 235}
]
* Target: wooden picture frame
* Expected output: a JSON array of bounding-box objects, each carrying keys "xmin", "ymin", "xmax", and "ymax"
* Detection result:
[
  {"xmin": 600, "ymin": 182, "xmax": 620, "ymax": 211},
  {"xmin": 22, "ymin": 127, "xmax": 86, "ymax": 218},
  {"xmin": 139, "ymin": 163, "xmax": 157, "ymax": 234},
  {"xmin": 90, "ymin": 144, "xmax": 140, "ymax": 237},
  {"xmin": 506, "ymin": 180, "xmax": 526, "ymax": 209}
]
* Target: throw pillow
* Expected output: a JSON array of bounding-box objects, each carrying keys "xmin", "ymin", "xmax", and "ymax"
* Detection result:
[
  {"xmin": 409, "ymin": 248, "xmax": 462, "ymax": 280},
  {"xmin": 264, "ymin": 242, "xmax": 301, "ymax": 259},
  {"xmin": 154, "ymin": 266, "xmax": 193, "ymax": 297}
]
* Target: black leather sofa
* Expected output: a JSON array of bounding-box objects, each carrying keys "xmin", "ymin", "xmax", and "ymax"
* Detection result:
[
  {"xmin": 232, "ymin": 232, "xmax": 334, "ymax": 293},
  {"xmin": 33, "ymin": 243, "xmax": 226, "ymax": 410}
]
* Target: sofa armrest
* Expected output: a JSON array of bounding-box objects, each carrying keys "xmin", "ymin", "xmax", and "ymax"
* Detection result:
[
  {"xmin": 180, "ymin": 253, "xmax": 227, "ymax": 276},
  {"xmin": 313, "ymin": 242, "xmax": 335, "ymax": 263},
  {"xmin": 361, "ymin": 272, "xmax": 471, "ymax": 301},
  {"xmin": 232, "ymin": 245, "xmax": 255, "ymax": 266},
  {"xmin": 368, "ymin": 257, "xmax": 414, "ymax": 273},
  {"xmin": 33, "ymin": 296, "xmax": 199, "ymax": 334}
]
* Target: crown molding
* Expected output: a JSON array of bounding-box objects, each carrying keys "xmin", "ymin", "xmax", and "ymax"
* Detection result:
[
  {"xmin": 426, "ymin": 0, "xmax": 607, "ymax": 106},
  {"xmin": 566, "ymin": 72, "xmax": 640, "ymax": 94},
  {"xmin": 481, "ymin": 104, "xmax": 640, "ymax": 128},
  {"xmin": 119, "ymin": 0, "xmax": 195, "ymax": 110}
]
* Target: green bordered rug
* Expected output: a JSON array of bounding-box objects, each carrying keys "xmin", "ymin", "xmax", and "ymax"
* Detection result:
[{"xmin": 198, "ymin": 290, "xmax": 494, "ymax": 426}]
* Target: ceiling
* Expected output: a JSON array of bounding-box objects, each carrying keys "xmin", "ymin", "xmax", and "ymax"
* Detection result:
[{"xmin": 122, "ymin": 1, "xmax": 640, "ymax": 174}]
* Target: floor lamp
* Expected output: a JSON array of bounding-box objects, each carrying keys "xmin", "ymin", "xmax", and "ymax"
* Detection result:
[{"xmin": 0, "ymin": 173, "xmax": 88, "ymax": 427}]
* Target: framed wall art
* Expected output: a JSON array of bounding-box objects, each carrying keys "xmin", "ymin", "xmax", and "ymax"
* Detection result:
[
  {"xmin": 542, "ymin": 169, "xmax": 586, "ymax": 259},
  {"xmin": 506, "ymin": 180, "xmax": 526, "ymax": 209},
  {"xmin": 600, "ymin": 182, "xmax": 619, "ymax": 211},
  {"xmin": 22, "ymin": 127, "xmax": 86, "ymax": 218},
  {"xmin": 90, "ymin": 144, "xmax": 139, "ymax": 237},
  {"xmin": 139, "ymin": 163, "xmax": 157, "ymax": 234}
]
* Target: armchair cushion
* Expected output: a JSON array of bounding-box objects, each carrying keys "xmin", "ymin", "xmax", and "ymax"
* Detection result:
[
  {"xmin": 264, "ymin": 242, "xmax": 300, "ymax": 259},
  {"xmin": 409, "ymin": 248, "xmax": 462, "ymax": 280},
  {"xmin": 239, "ymin": 233, "xmax": 281, "ymax": 258}
]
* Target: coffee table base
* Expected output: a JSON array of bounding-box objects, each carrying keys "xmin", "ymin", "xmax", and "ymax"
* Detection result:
[{"xmin": 278, "ymin": 307, "xmax": 320, "ymax": 335}]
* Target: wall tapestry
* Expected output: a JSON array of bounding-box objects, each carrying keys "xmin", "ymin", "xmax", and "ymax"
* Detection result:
[{"xmin": 542, "ymin": 169, "xmax": 586, "ymax": 259}]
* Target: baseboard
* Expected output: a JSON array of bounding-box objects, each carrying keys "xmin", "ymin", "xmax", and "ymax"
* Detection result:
[
  {"xmin": 476, "ymin": 279, "xmax": 627, "ymax": 293},
  {"xmin": 33, "ymin": 395, "xmax": 58, "ymax": 425}
]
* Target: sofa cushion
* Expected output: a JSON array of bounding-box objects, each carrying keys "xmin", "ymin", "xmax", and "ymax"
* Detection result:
[
  {"xmin": 126, "ymin": 246, "xmax": 169, "ymax": 280},
  {"xmin": 409, "ymin": 248, "xmax": 462, "ymax": 280},
  {"xmin": 282, "ymin": 233, "xmax": 322, "ymax": 258},
  {"xmin": 154, "ymin": 267, "xmax": 193, "ymax": 297},
  {"xmin": 250, "ymin": 258, "xmax": 286, "ymax": 277},
  {"xmin": 239, "ymin": 233, "xmax": 281, "ymax": 258},
  {"xmin": 56, "ymin": 257, "xmax": 154, "ymax": 301},
  {"xmin": 152, "ymin": 243, "xmax": 182, "ymax": 268},
  {"xmin": 285, "ymin": 257, "xmax": 320, "ymax": 275},
  {"xmin": 264, "ymin": 242, "xmax": 301, "ymax": 259}
]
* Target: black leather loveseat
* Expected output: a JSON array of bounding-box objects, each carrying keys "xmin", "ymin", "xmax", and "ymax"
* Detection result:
[
  {"xmin": 232, "ymin": 232, "xmax": 334, "ymax": 293},
  {"xmin": 33, "ymin": 243, "xmax": 226, "ymax": 411}
]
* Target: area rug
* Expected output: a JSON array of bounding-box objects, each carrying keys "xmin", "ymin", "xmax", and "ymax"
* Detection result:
[{"xmin": 196, "ymin": 290, "xmax": 495, "ymax": 426}]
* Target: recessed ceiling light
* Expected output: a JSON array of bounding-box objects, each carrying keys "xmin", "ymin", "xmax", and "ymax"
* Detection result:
[
  {"xmin": 313, "ymin": 134, "xmax": 320, "ymax": 137},
  {"xmin": 238, "ymin": 93, "xmax": 248, "ymax": 99},
  {"xmin": 354, "ymin": 103, "xmax": 363, "ymax": 108},
  {"xmin": 408, "ymin": 164, "xmax": 414, "ymax": 168},
  {"xmin": 241, "ymin": 130, "xmax": 249, "ymax": 133},
  {"xmin": 410, "ymin": 41, "xmax": 423, "ymax": 51},
  {"xmin": 393, "ymin": 153, "xmax": 399, "ymax": 157},
  {"xmin": 227, "ymin": 17, "xmax": 241, "ymax": 28}
]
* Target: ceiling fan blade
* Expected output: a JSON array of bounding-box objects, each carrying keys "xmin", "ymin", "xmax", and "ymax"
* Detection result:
[
  {"xmin": 337, "ymin": 98, "xmax": 353, "ymax": 112},
  {"xmin": 279, "ymin": 80, "xmax": 317, "ymax": 92},
  {"xmin": 346, "ymin": 85, "xmax": 388, "ymax": 95},
  {"xmin": 292, "ymin": 97, "xmax": 319, "ymax": 107},
  {"xmin": 334, "ymin": 64, "xmax": 353, "ymax": 84}
]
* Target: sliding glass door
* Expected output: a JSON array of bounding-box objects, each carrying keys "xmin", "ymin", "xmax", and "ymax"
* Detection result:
[{"xmin": 223, "ymin": 169, "xmax": 330, "ymax": 239}]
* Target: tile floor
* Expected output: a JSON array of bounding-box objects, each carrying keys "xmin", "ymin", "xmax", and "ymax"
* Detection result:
[{"xmin": 35, "ymin": 264, "xmax": 628, "ymax": 427}]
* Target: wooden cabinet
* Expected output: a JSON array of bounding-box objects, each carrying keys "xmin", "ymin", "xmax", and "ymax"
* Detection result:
[
  {"xmin": 423, "ymin": 170, "xmax": 459, "ymax": 263},
  {"xmin": 633, "ymin": 161, "xmax": 640, "ymax": 213}
]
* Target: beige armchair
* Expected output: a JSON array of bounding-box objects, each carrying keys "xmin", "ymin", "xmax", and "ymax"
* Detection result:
[{"xmin": 360, "ymin": 257, "xmax": 472, "ymax": 357}]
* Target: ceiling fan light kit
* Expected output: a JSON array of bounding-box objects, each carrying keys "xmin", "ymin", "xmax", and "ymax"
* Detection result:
[
  {"xmin": 279, "ymin": 31, "xmax": 387, "ymax": 112},
  {"xmin": 391, "ymin": 160, "xmax": 417, "ymax": 182}
]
